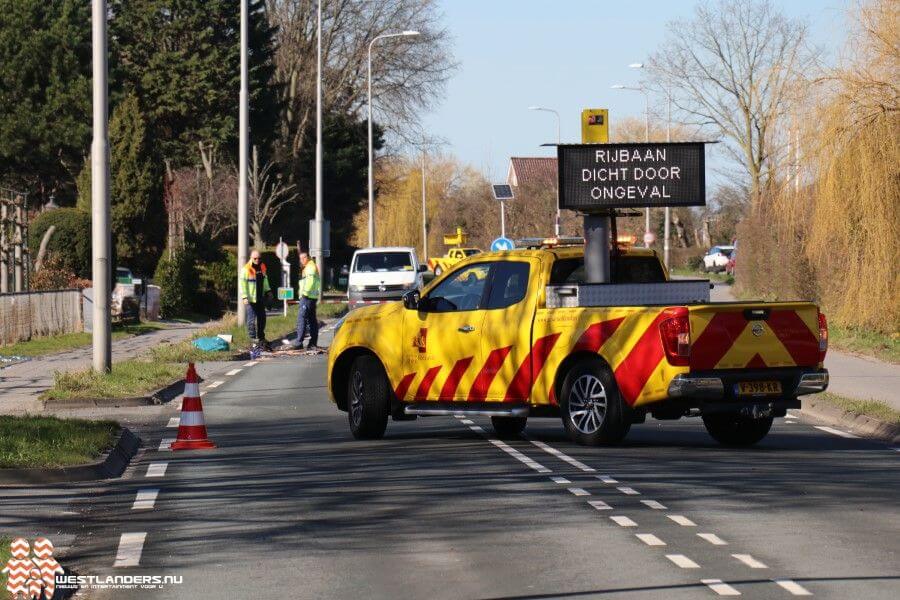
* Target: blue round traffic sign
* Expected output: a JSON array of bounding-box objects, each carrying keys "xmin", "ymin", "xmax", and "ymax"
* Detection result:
[{"xmin": 491, "ymin": 237, "xmax": 515, "ymax": 252}]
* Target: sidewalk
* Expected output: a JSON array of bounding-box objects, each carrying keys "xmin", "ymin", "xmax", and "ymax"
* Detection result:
[
  {"xmin": 0, "ymin": 323, "xmax": 203, "ymax": 415},
  {"xmin": 710, "ymin": 282, "xmax": 900, "ymax": 411}
]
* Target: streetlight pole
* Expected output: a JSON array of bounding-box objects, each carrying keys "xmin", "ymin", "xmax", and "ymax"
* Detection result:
[
  {"xmin": 611, "ymin": 82, "xmax": 651, "ymax": 247},
  {"xmin": 237, "ymin": 0, "xmax": 249, "ymax": 327},
  {"xmin": 528, "ymin": 106, "xmax": 561, "ymax": 237},
  {"xmin": 367, "ymin": 30, "xmax": 420, "ymax": 247},
  {"xmin": 664, "ymin": 90, "xmax": 672, "ymax": 270},
  {"xmin": 421, "ymin": 152, "xmax": 427, "ymax": 261},
  {"xmin": 91, "ymin": 0, "xmax": 111, "ymax": 372},
  {"xmin": 314, "ymin": 0, "xmax": 325, "ymax": 285}
]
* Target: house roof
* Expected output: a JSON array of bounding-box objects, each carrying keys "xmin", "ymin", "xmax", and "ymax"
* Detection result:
[{"xmin": 507, "ymin": 157, "xmax": 558, "ymax": 188}]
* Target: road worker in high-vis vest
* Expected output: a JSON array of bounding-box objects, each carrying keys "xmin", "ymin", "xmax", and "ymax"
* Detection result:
[
  {"xmin": 293, "ymin": 250, "xmax": 321, "ymax": 350},
  {"xmin": 240, "ymin": 250, "xmax": 272, "ymax": 349}
]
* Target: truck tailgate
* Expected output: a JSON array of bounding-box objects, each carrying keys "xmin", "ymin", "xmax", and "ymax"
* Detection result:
[{"xmin": 689, "ymin": 302, "xmax": 821, "ymax": 370}]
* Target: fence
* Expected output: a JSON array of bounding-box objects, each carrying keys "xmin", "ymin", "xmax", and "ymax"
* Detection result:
[{"xmin": 0, "ymin": 289, "xmax": 82, "ymax": 346}]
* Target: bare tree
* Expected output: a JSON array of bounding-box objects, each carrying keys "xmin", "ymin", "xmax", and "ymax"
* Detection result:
[
  {"xmin": 171, "ymin": 143, "xmax": 238, "ymax": 241},
  {"xmin": 647, "ymin": 0, "xmax": 817, "ymax": 206},
  {"xmin": 249, "ymin": 145, "xmax": 299, "ymax": 249},
  {"xmin": 266, "ymin": 0, "xmax": 456, "ymax": 169}
]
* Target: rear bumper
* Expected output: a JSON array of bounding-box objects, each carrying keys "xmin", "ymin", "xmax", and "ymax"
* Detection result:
[{"xmin": 667, "ymin": 367, "xmax": 828, "ymax": 401}]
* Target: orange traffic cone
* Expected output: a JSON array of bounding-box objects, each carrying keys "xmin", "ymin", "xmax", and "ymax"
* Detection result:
[{"xmin": 170, "ymin": 363, "xmax": 216, "ymax": 450}]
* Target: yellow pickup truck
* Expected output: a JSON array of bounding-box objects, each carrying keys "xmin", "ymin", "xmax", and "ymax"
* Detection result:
[{"xmin": 327, "ymin": 245, "xmax": 829, "ymax": 446}]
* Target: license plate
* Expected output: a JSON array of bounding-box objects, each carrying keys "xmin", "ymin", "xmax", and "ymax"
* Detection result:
[{"xmin": 736, "ymin": 381, "xmax": 782, "ymax": 396}]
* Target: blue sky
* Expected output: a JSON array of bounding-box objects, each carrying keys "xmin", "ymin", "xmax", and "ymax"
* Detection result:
[{"xmin": 419, "ymin": 0, "xmax": 852, "ymax": 182}]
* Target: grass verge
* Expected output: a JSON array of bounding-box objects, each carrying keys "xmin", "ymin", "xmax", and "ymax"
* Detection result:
[
  {"xmin": 0, "ymin": 415, "xmax": 119, "ymax": 468},
  {"xmin": 814, "ymin": 392, "xmax": 900, "ymax": 425},
  {"xmin": 0, "ymin": 322, "xmax": 168, "ymax": 358},
  {"xmin": 42, "ymin": 360, "xmax": 186, "ymax": 402},
  {"xmin": 670, "ymin": 267, "xmax": 734, "ymax": 284},
  {"xmin": 0, "ymin": 536, "xmax": 9, "ymax": 589},
  {"xmin": 828, "ymin": 325, "xmax": 899, "ymax": 364}
]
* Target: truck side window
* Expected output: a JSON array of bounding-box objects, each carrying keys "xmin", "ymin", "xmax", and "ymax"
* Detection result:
[
  {"xmin": 485, "ymin": 262, "xmax": 530, "ymax": 309},
  {"xmin": 422, "ymin": 263, "xmax": 491, "ymax": 312}
]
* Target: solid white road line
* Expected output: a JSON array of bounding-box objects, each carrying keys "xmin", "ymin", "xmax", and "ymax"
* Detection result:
[
  {"xmin": 610, "ymin": 516, "xmax": 637, "ymax": 527},
  {"xmin": 596, "ymin": 475, "xmax": 618, "ymax": 484},
  {"xmin": 588, "ymin": 500, "xmax": 612, "ymax": 511},
  {"xmin": 158, "ymin": 438, "xmax": 175, "ymax": 452},
  {"xmin": 701, "ymin": 579, "xmax": 741, "ymax": 596},
  {"xmin": 568, "ymin": 487, "xmax": 591, "ymax": 496},
  {"xmin": 166, "ymin": 417, "xmax": 179, "ymax": 428},
  {"xmin": 225, "ymin": 369, "xmax": 242, "ymax": 376},
  {"xmin": 113, "ymin": 533, "xmax": 147, "ymax": 567},
  {"xmin": 698, "ymin": 533, "xmax": 728, "ymax": 546},
  {"xmin": 773, "ymin": 579, "xmax": 813, "ymax": 596},
  {"xmin": 132, "ymin": 489, "xmax": 159, "ymax": 510},
  {"xmin": 145, "ymin": 463, "xmax": 168, "ymax": 478},
  {"xmin": 243, "ymin": 361, "xmax": 258, "ymax": 367},
  {"xmin": 206, "ymin": 380, "xmax": 224, "ymax": 388},
  {"xmin": 732, "ymin": 554, "xmax": 768, "ymax": 569},
  {"xmin": 667, "ymin": 515, "xmax": 696, "ymax": 527},
  {"xmin": 635, "ymin": 533, "xmax": 666, "ymax": 546},
  {"xmin": 666, "ymin": 554, "xmax": 700, "ymax": 569},
  {"xmin": 641, "ymin": 500, "xmax": 667, "ymax": 510},
  {"xmin": 814, "ymin": 425, "xmax": 858, "ymax": 439},
  {"xmin": 617, "ymin": 486, "xmax": 640, "ymax": 495},
  {"xmin": 550, "ymin": 476, "xmax": 571, "ymax": 484},
  {"xmin": 527, "ymin": 438, "xmax": 596, "ymax": 472}
]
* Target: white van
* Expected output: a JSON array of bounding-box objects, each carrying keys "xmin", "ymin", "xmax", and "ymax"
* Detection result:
[{"xmin": 347, "ymin": 247, "xmax": 426, "ymax": 308}]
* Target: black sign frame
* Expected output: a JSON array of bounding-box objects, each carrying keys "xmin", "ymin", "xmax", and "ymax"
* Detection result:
[{"xmin": 557, "ymin": 142, "xmax": 707, "ymax": 211}]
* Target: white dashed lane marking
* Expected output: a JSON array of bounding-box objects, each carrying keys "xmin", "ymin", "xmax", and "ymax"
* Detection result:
[
  {"xmin": 666, "ymin": 554, "xmax": 700, "ymax": 569},
  {"xmin": 698, "ymin": 533, "xmax": 728, "ymax": 545},
  {"xmin": 206, "ymin": 380, "xmax": 224, "ymax": 388},
  {"xmin": 567, "ymin": 487, "xmax": 590, "ymax": 497},
  {"xmin": 701, "ymin": 579, "xmax": 741, "ymax": 596},
  {"xmin": 641, "ymin": 500, "xmax": 667, "ymax": 510},
  {"xmin": 617, "ymin": 486, "xmax": 640, "ymax": 495},
  {"xmin": 158, "ymin": 438, "xmax": 175, "ymax": 452},
  {"xmin": 166, "ymin": 417, "xmax": 179, "ymax": 428},
  {"xmin": 773, "ymin": 579, "xmax": 813, "ymax": 596},
  {"xmin": 597, "ymin": 475, "xmax": 618, "ymax": 484},
  {"xmin": 732, "ymin": 554, "xmax": 768, "ymax": 569},
  {"xmin": 145, "ymin": 463, "xmax": 168, "ymax": 478},
  {"xmin": 487, "ymin": 439, "xmax": 551, "ymax": 474},
  {"xmin": 461, "ymin": 419, "xmax": 474, "ymax": 425},
  {"xmin": 527, "ymin": 438, "xmax": 596, "ymax": 472},
  {"xmin": 636, "ymin": 533, "xmax": 666, "ymax": 546},
  {"xmin": 610, "ymin": 516, "xmax": 637, "ymax": 527},
  {"xmin": 469, "ymin": 425, "xmax": 484, "ymax": 433},
  {"xmin": 113, "ymin": 533, "xmax": 147, "ymax": 567},
  {"xmin": 667, "ymin": 515, "xmax": 696, "ymax": 527},
  {"xmin": 132, "ymin": 489, "xmax": 159, "ymax": 510},
  {"xmin": 550, "ymin": 476, "xmax": 571, "ymax": 484},
  {"xmin": 243, "ymin": 361, "xmax": 258, "ymax": 367},
  {"xmin": 814, "ymin": 425, "xmax": 858, "ymax": 439},
  {"xmin": 588, "ymin": 500, "xmax": 612, "ymax": 511},
  {"xmin": 225, "ymin": 368, "xmax": 242, "ymax": 376}
]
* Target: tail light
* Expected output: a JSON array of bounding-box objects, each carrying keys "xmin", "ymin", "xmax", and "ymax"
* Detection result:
[
  {"xmin": 818, "ymin": 312, "xmax": 828, "ymax": 362},
  {"xmin": 659, "ymin": 307, "xmax": 691, "ymax": 366}
]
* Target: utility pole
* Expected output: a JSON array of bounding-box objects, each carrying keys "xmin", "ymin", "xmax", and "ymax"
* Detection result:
[
  {"xmin": 237, "ymin": 0, "xmax": 249, "ymax": 327},
  {"xmin": 421, "ymin": 152, "xmax": 427, "ymax": 261},
  {"xmin": 313, "ymin": 0, "xmax": 325, "ymax": 286},
  {"xmin": 664, "ymin": 91, "xmax": 671, "ymax": 270},
  {"xmin": 91, "ymin": 0, "xmax": 111, "ymax": 372}
]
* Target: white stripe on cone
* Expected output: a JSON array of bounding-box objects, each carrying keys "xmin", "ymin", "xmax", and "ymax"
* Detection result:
[
  {"xmin": 184, "ymin": 382, "xmax": 200, "ymax": 397},
  {"xmin": 178, "ymin": 411, "xmax": 206, "ymax": 426}
]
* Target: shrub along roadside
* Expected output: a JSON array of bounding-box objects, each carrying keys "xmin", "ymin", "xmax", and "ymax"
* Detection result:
[{"xmin": 0, "ymin": 415, "xmax": 119, "ymax": 468}]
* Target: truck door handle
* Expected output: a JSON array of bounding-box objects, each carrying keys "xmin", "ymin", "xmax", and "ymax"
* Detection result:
[{"xmin": 458, "ymin": 325, "xmax": 475, "ymax": 333}]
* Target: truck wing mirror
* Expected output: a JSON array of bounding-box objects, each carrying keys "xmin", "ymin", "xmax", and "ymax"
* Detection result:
[
  {"xmin": 403, "ymin": 290, "xmax": 421, "ymax": 310},
  {"xmin": 417, "ymin": 264, "xmax": 428, "ymax": 273}
]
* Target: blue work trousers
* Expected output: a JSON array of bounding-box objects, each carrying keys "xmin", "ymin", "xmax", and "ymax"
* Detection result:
[
  {"xmin": 246, "ymin": 302, "xmax": 267, "ymax": 342},
  {"xmin": 296, "ymin": 297, "xmax": 318, "ymax": 347}
]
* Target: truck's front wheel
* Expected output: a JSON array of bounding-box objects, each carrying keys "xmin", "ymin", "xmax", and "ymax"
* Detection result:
[
  {"xmin": 347, "ymin": 355, "xmax": 390, "ymax": 440},
  {"xmin": 560, "ymin": 359, "xmax": 630, "ymax": 446},
  {"xmin": 702, "ymin": 414, "xmax": 773, "ymax": 446}
]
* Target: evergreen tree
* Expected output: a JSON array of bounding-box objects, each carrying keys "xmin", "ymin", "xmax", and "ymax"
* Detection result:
[{"xmin": 0, "ymin": 0, "xmax": 91, "ymax": 200}]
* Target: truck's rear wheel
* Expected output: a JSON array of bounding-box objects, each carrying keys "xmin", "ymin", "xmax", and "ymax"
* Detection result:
[
  {"xmin": 491, "ymin": 416, "xmax": 527, "ymax": 438},
  {"xmin": 347, "ymin": 355, "xmax": 389, "ymax": 440},
  {"xmin": 560, "ymin": 359, "xmax": 630, "ymax": 446},
  {"xmin": 702, "ymin": 414, "xmax": 773, "ymax": 446}
]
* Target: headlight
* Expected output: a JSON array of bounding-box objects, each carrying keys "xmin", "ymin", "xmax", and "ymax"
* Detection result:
[{"xmin": 349, "ymin": 284, "xmax": 363, "ymax": 292}]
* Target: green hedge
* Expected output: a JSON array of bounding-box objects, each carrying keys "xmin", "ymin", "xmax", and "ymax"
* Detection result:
[{"xmin": 154, "ymin": 250, "xmax": 198, "ymax": 318}]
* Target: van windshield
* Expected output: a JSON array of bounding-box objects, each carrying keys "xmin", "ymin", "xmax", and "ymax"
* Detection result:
[{"xmin": 353, "ymin": 252, "xmax": 414, "ymax": 272}]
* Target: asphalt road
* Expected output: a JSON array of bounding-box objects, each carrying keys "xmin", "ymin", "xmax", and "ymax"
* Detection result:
[{"xmin": 49, "ymin": 343, "xmax": 899, "ymax": 599}]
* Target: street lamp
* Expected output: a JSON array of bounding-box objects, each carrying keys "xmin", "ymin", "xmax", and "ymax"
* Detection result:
[
  {"xmin": 237, "ymin": 0, "xmax": 249, "ymax": 326},
  {"xmin": 91, "ymin": 0, "xmax": 111, "ymax": 372},
  {"xmin": 612, "ymin": 82, "xmax": 652, "ymax": 248},
  {"xmin": 367, "ymin": 30, "xmax": 420, "ymax": 247},
  {"xmin": 528, "ymin": 106, "xmax": 562, "ymax": 237}
]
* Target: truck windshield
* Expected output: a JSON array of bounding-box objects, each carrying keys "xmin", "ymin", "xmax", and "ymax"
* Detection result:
[
  {"xmin": 550, "ymin": 256, "xmax": 666, "ymax": 284},
  {"xmin": 464, "ymin": 249, "xmax": 480, "ymax": 256},
  {"xmin": 353, "ymin": 252, "xmax": 414, "ymax": 272}
]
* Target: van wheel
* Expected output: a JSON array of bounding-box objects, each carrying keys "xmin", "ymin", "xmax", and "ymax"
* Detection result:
[
  {"xmin": 560, "ymin": 359, "xmax": 630, "ymax": 446},
  {"xmin": 434, "ymin": 265, "xmax": 443, "ymax": 277},
  {"xmin": 703, "ymin": 414, "xmax": 773, "ymax": 446},
  {"xmin": 347, "ymin": 355, "xmax": 389, "ymax": 439},
  {"xmin": 491, "ymin": 416, "xmax": 527, "ymax": 438}
]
